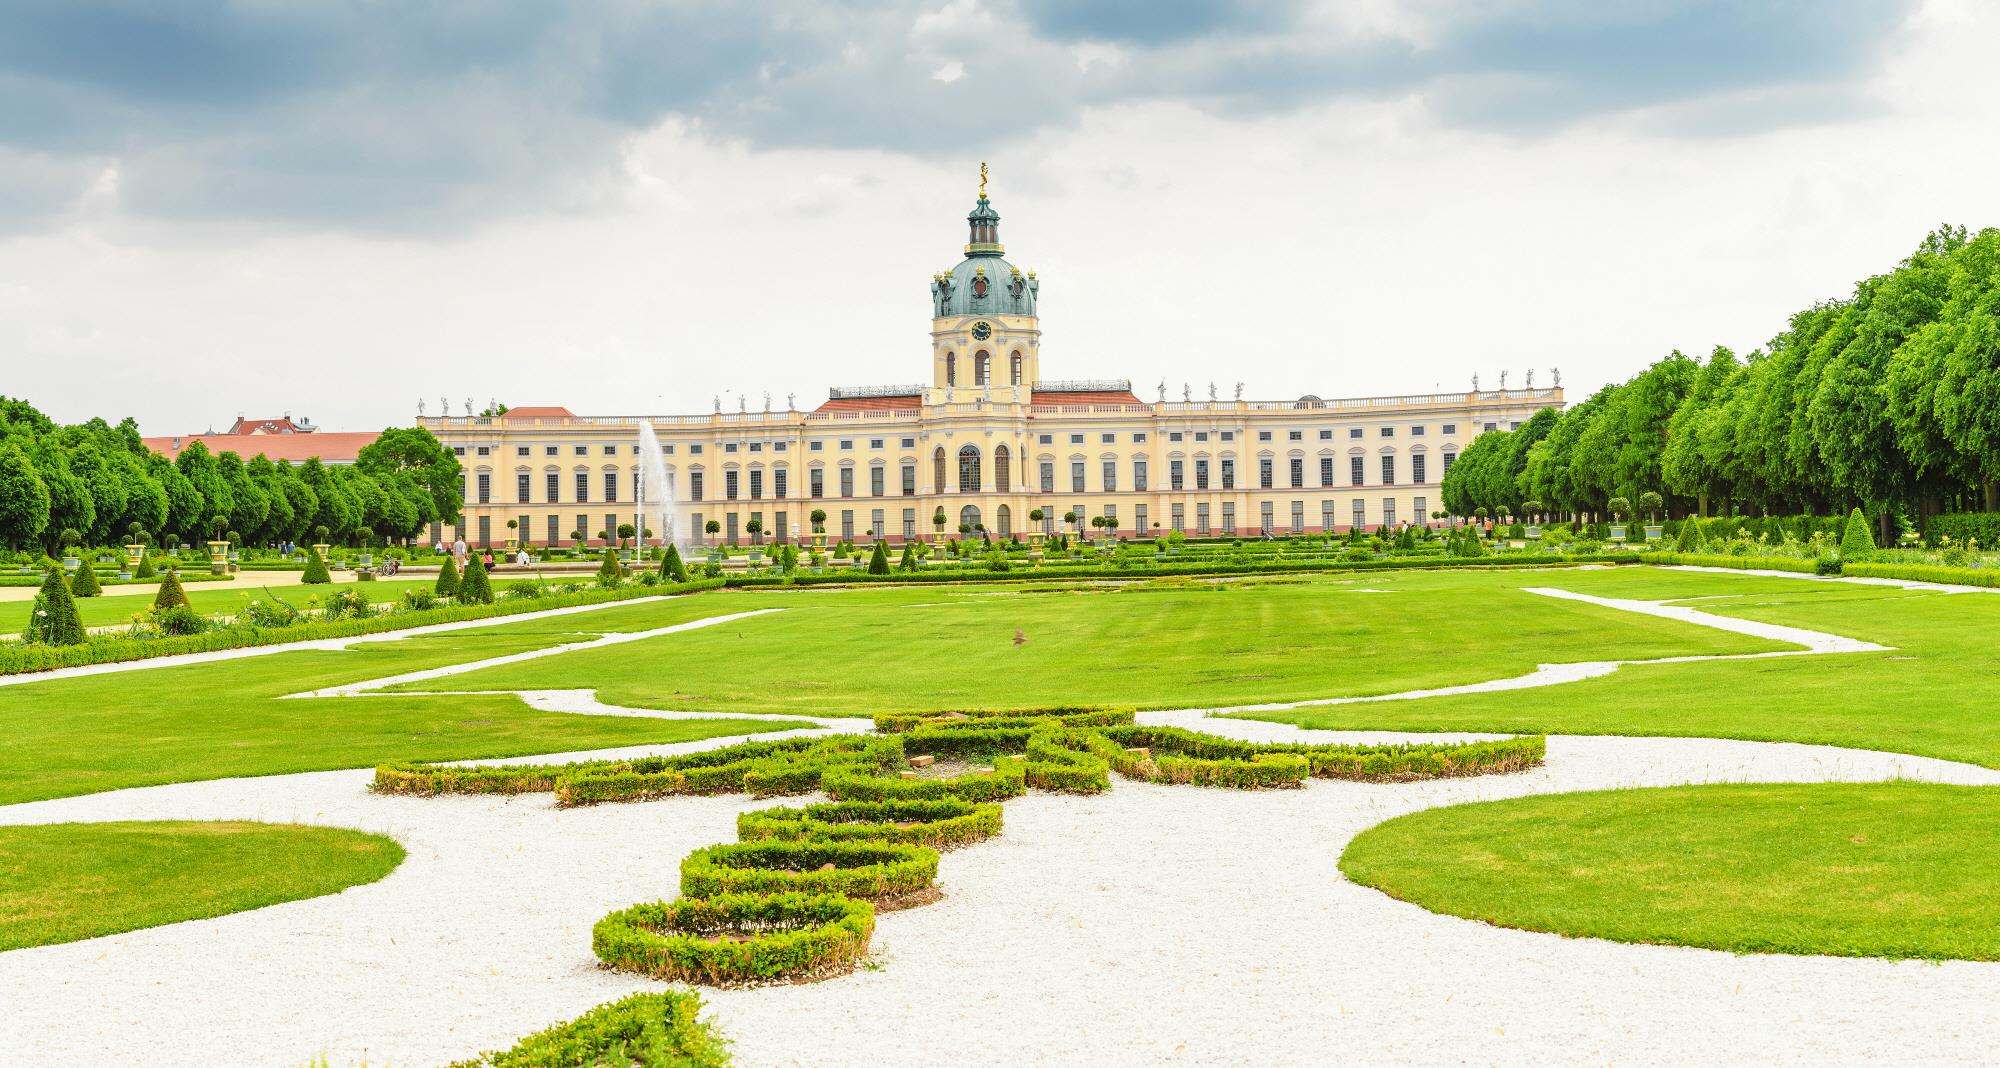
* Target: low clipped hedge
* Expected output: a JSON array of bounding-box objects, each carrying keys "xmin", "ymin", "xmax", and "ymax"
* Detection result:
[
  {"xmin": 1638, "ymin": 551, "xmax": 1820, "ymax": 574},
  {"xmin": 593, "ymin": 892, "xmax": 874, "ymax": 986},
  {"xmin": 738, "ymin": 799, "xmax": 1004, "ymax": 851},
  {"xmin": 447, "ymin": 990, "xmax": 729, "ymax": 1068},
  {"xmin": 1841, "ymin": 562, "xmax": 2000, "ymax": 589},
  {"xmin": 822, "ymin": 761, "xmax": 1028, "ymax": 803},
  {"xmin": 681, "ymin": 839, "xmax": 941, "ymax": 908},
  {"xmin": 873, "ymin": 705, "xmax": 1136, "ymax": 733},
  {"xmin": 375, "ymin": 735, "xmax": 902, "ymax": 804},
  {"xmin": 0, "ymin": 577, "xmax": 726, "ymax": 676},
  {"xmin": 1097, "ymin": 725, "xmax": 1544, "ymax": 783},
  {"xmin": 724, "ymin": 554, "xmax": 1638, "ymax": 589}
]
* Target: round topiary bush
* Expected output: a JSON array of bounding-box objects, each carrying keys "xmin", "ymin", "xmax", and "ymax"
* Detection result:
[
  {"xmin": 679, "ymin": 839, "xmax": 941, "ymax": 909},
  {"xmin": 592, "ymin": 891, "xmax": 874, "ymax": 986},
  {"xmin": 737, "ymin": 799, "xmax": 1004, "ymax": 851}
]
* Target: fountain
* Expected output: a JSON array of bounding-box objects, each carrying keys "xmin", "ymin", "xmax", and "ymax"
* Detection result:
[{"xmin": 636, "ymin": 421, "xmax": 691, "ymax": 555}]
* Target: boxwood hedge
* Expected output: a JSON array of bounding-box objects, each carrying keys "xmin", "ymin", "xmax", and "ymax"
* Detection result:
[
  {"xmin": 737, "ymin": 799, "xmax": 1004, "ymax": 851},
  {"xmin": 447, "ymin": 990, "xmax": 729, "ymax": 1068},
  {"xmin": 680, "ymin": 839, "xmax": 941, "ymax": 909},
  {"xmin": 592, "ymin": 892, "xmax": 875, "ymax": 986}
]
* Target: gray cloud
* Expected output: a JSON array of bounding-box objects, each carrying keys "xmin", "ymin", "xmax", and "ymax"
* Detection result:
[{"xmin": 0, "ymin": 0, "xmax": 1919, "ymax": 231}]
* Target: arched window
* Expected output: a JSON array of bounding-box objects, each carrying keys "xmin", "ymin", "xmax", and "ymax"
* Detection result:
[
  {"xmin": 957, "ymin": 444, "xmax": 981, "ymax": 493},
  {"xmin": 996, "ymin": 504, "xmax": 1012, "ymax": 537},
  {"xmin": 945, "ymin": 353, "xmax": 956, "ymax": 386},
  {"xmin": 993, "ymin": 444, "xmax": 1011, "ymax": 492},
  {"xmin": 974, "ymin": 350, "xmax": 990, "ymax": 385},
  {"xmin": 1009, "ymin": 351, "xmax": 1023, "ymax": 385},
  {"xmin": 933, "ymin": 446, "xmax": 947, "ymax": 492},
  {"xmin": 960, "ymin": 504, "xmax": 982, "ymax": 531}
]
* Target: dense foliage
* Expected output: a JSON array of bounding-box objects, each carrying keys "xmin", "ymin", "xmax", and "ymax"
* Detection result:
[
  {"xmin": 1442, "ymin": 227, "xmax": 2000, "ymax": 533},
  {"xmin": 0, "ymin": 396, "xmax": 460, "ymax": 552}
]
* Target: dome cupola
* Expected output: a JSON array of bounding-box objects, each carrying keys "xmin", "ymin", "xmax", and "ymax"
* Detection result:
[{"xmin": 931, "ymin": 162, "xmax": 1038, "ymax": 319}]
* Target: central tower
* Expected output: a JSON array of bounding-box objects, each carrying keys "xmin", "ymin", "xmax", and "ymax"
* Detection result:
[{"xmin": 929, "ymin": 164, "xmax": 1041, "ymax": 392}]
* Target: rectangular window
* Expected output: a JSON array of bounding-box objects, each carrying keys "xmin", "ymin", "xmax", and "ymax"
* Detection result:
[
  {"xmin": 574, "ymin": 445, "xmax": 587, "ymax": 456},
  {"xmin": 545, "ymin": 445, "xmax": 558, "ymax": 457},
  {"xmin": 603, "ymin": 445, "xmax": 617, "ymax": 455},
  {"xmin": 1220, "ymin": 431, "xmax": 1234, "ymax": 442},
  {"xmin": 1070, "ymin": 434, "xmax": 1084, "ymax": 444},
  {"xmin": 575, "ymin": 472, "xmax": 590, "ymax": 502},
  {"xmin": 1169, "ymin": 432, "xmax": 1184, "ymax": 443},
  {"xmin": 871, "ymin": 508, "xmax": 885, "ymax": 538},
  {"xmin": 1414, "ymin": 497, "xmax": 1429, "ymax": 525},
  {"xmin": 1350, "ymin": 456, "xmax": 1364, "ymax": 486},
  {"xmin": 1102, "ymin": 459, "xmax": 1117, "ymax": 492},
  {"xmin": 1258, "ymin": 431, "xmax": 1272, "ymax": 442},
  {"xmin": 1259, "ymin": 501, "xmax": 1274, "ymax": 533},
  {"xmin": 476, "ymin": 473, "xmax": 491, "ymax": 504},
  {"xmin": 1320, "ymin": 457, "xmax": 1333, "ymax": 487},
  {"xmin": 1348, "ymin": 428, "xmax": 1363, "ymax": 439},
  {"xmin": 1135, "ymin": 504, "xmax": 1148, "ymax": 534},
  {"xmin": 1133, "ymin": 460, "xmax": 1148, "ymax": 492},
  {"xmin": 1195, "ymin": 459, "xmax": 1210, "ymax": 490},
  {"xmin": 1352, "ymin": 499, "xmax": 1365, "ymax": 530},
  {"xmin": 604, "ymin": 471, "xmax": 619, "ymax": 502},
  {"xmin": 724, "ymin": 443, "xmax": 738, "ymax": 454},
  {"xmin": 1379, "ymin": 427, "xmax": 1395, "ymax": 438},
  {"xmin": 1410, "ymin": 426, "xmax": 1426, "ymax": 437},
  {"xmin": 1289, "ymin": 458, "xmax": 1303, "ymax": 488},
  {"xmin": 1412, "ymin": 454, "xmax": 1427, "ymax": 484},
  {"xmin": 1132, "ymin": 432, "xmax": 1147, "ymax": 443},
  {"xmin": 1259, "ymin": 459, "xmax": 1273, "ymax": 489},
  {"xmin": 576, "ymin": 513, "xmax": 589, "ymax": 541},
  {"xmin": 1220, "ymin": 501, "xmax": 1235, "ymax": 535},
  {"xmin": 901, "ymin": 438, "xmax": 914, "ymax": 448},
  {"xmin": 1383, "ymin": 498, "xmax": 1397, "ymax": 528},
  {"xmin": 478, "ymin": 515, "xmax": 490, "ymax": 545},
  {"xmin": 869, "ymin": 438, "xmax": 884, "ymax": 449},
  {"xmin": 1071, "ymin": 462, "xmax": 1085, "ymax": 492},
  {"xmin": 1380, "ymin": 455, "xmax": 1395, "ymax": 485},
  {"xmin": 1040, "ymin": 461, "xmax": 1055, "ymax": 492},
  {"xmin": 903, "ymin": 508, "xmax": 916, "ymax": 540},
  {"xmin": 1038, "ymin": 434, "xmax": 1053, "ymax": 445},
  {"xmin": 546, "ymin": 472, "xmax": 559, "ymax": 502},
  {"xmin": 1288, "ymin": 431, "xmax": 1303, "ymax": 442},
  {"xmin": 1171, "ymin": 502, "xmax": 1186, "ymax": 532},
  {"xmin": 748, "ymin": 469, "xmax": 763, "ymax": 500},
  {"xmin": 725, "ymin": 512, "xmax": 738, "ymax": 543},
  {"xmin": 1318, "ymin": 430, "xmax": 1332, "ymax": 440},
  {"xmin": 1322, "ymin": 500, "xmax": 1335, "ymax": 532},
  {"xmin": 810, "ymin": 468, "xmax": 824, "ymax": 498},
  {"xmin": 1196, "ymin": 502, "xmax": 1211, "ymax": 535},
  {"xmin": 1101, "ymin": 433, "xmax": 1115, "ymax": 444},
  {"xmin": 1291, "ymin": 501, "xmax": 1305, "ymax": 534},
  {"xmin": 902, "ymin": 465, "xmax": 916, "ymax": 496},
  {"xmin": 841, "ymin": 510, "xmax": 855, "ymax": 539},
  {"xmin": 774, "ymin": 510, "xmax": 787, "ymax": 541},
  {"xmin": 775, "ymin": 468, "xmax": 788, "ymax": 499},
  {"xmin": 476, "ymin": 446, "xmax": 489, "ymax": 457},
  {"xmin": 810, "ymin": 441, "xmax": 824, "ymax": 451},
  {"xmin": 1169, "ymin": 459, "xmax": 1184, "ymax": 491},
  {"xmin": 1195, "ymin": 432, "xmax": 1208, "ymax": 443},
  {"xmin": 1442, "ymin": 452, "xmax": 1456, "ymax": 475},
  {"xmin": 516, "ymin": 473, "xmax": 530, "ymax": 503},
  {"xmin": 723, "ymin": 470, "xmax": 737, "ymax": 501},
  {"xmin": 748, "ymin": 442, "xmax": 761, "ymax": 453},
  {"xmin": 839, "ymin": 468, "xmax": 854, "ymax": 498},
  {"xmin": 870, "ymin": 467, "xmax": 885, "ymax": 497},
  {"xmin": 547, "ymin": 514, "xmax": 558, "ymax": 544},
  {"xmin": 515, "ymin": 446, "xmax": 529, "ymax": 457},
  {"xmin": 840, "ymin": 440, "xmax": 854, "ymax": 451},
  {"xmin": 1220, "ymin": 459, "xmax": 1234, "ymax": 490},
  {"xmin": 1441, "ymin": 423, "xmax": 1457, "ymax": 435},
  {"xmin": 605, "ymin": 513, "xmax": 618, "ymax": 541},
  {"xmin": 690, "ymin": 472, "xmax": 703, "ymax": 502},
  {"xmin": 689, "ymin": 444, "xmax": 702, "ymax": 454}
]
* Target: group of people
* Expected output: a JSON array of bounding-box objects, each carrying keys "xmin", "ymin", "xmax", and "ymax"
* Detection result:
[{"xmin": 429, "ymin": 537, "xmax": 533, "ymax": 572}]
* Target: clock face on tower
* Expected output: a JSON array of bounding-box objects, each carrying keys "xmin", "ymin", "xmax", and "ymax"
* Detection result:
[{"xmin": 970, "ymin": 320, "xmax": 993, "ymax": 341}]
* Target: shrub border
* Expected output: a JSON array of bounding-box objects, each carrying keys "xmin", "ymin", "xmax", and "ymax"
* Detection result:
[
  {"xmin": 446, "ymin": 989, "xmax": 730, "ymax": 1068},
  {"xmin": 592, "ymin": 892, "xmax": 874, "ymax": 986},
  {"xmin": 680, "ymin": 839, "xmax": 941, "ymax": 909},
  {"xmin": 737, "ymin": 799, "xmax": 1004, "ymax": 851}
]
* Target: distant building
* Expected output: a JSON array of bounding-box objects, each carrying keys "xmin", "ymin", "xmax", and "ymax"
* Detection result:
[
  {"xmin": 223, "ymin": 413, "xmax": 320, "ymax": 435},
  {"xmin": 424, "ymin": 172, "xmax": 1563, "ymax": 547},
  {"xmin": 143, "ymin": 427, "xmax": 377, "ymax": 465}
]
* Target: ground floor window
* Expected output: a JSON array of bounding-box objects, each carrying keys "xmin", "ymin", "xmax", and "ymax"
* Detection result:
[
  {"xmin": 1351, "ymin": 500, "xmax": 1365, "ymax": 530},
  {"xmin": 1171, "ymin": 503, "xmax": 1186, "ymax": 533},
  {"xmin": 1221, "ymin": 502, "xmax": 1235, "ymax": 535},
  {"xmin": 1134, "ymin": 504, "xmax": 1148, "ymax": 536},
  {"xmin": 547, "ymin": 514, "xmax": 558, "ymax": 544},
  {"xmin": 725, "ymin": 512, "xmax": 738, "ymax": 543},
  {"xmin": 842, "ymin": 510, "xmax": 855, "ymax": 540},
  {"xmin": 871, "ymin": 509, "xmax": 885, "ymax": 539},
  {"xmin": 1291, "ymin": 500, "xmax": 1305, "ymax": 534},
  {"xmin": 997, "ymin": 504, "xmax": 1012, "ymax": 537},
  {"xmin": 775, "ymin": 511, "xmax": 788, "ymax": 542},
  {"xmin": 1321, "ymin": 500, "xmax": 1335, "ymax": 532},
  {"xmin": 1259, "ymin": 501, "xmax": 1274, "ymax": 534},
  {"xmin": 1414, "ymin": 497, "xmax": 1428, "ymax": 525},
  {"xmin": 478, "ymin": 515, "xmax": 491, "ymax": 546},
  {"xmin": 575, "ymin": 514, "xmax": 588, "ymax": 542},
  {"xmin": 690, "ymin": 512, "xmax": 703, "ymax": 543},
  {"xmin": 605, "ymin": 513, "xmax": 617, "ymax": 542},
  {"xmin": 1382, "ymin": 498, "xmax": 1396, "ymax": 529},
  {"xmin": 1196, "ymin": 502, "xmax": 1211, "ymax": 536},
  {"xmin": 903, "ymin": 508, "xmax": 917, "ymax": 540}
]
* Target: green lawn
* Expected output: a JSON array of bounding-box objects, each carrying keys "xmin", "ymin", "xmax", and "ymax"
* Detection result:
[
  {"xmin": 1340, "ymin": 781, "xmax": 2000, "ymax": 961},
  {"xmin": 0, "ymin": 820, "xmax": 405, "ymax": 951},
  {"xmin": 386, "ymin": 572, "xmax": 1785, "ymax": 715},
  {"xmin": 0, "ymin": 578, "xmax": 435, "ymax": 633},
  {"xmin": 1236, "ymin": 569, "xmax": 2000, "ymax": 767},
  {"xmin": 0, "ymin": 611, "xmax": 808, "ymax": 805}
]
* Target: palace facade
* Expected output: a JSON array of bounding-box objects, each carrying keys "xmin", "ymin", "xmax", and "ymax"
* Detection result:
[{"xmin": 422, "ymin": 178, "xmax": 1562, "ymax": 547}]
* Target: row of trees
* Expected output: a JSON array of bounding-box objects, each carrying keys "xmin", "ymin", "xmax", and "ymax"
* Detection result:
[
  {"xmin": 1442, "ymin": 226, "xmax": 2000, "ymax": 537},
  {"xmin": 0, "ymin": 397, "xmax": 463, "ymax": 552}
]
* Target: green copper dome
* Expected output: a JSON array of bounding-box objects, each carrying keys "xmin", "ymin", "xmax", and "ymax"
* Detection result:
[{"xmin": 931, "ymin": 191, "xmax": 1038, "ymax": 318}]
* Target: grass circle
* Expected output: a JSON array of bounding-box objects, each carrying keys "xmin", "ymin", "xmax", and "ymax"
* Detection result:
[{"xmin": 1339, "ymin": 781, "xmax": 2000, "ymax": 961}]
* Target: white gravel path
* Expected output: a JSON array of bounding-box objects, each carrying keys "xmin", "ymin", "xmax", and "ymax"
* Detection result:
[{"xmin": 3, "ymin": 574, "xmax": 1990, "ymax": 1066}]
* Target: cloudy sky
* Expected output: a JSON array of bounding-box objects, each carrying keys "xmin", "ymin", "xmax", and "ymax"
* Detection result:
[{"xmin": 2, "ymin": 0, "xmax": 1995, "ymax": 434}]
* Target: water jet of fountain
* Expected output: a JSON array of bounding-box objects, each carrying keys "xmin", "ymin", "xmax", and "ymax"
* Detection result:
[{"xmin": 636, "ymin": 421, "xmax": 688, "ymax": 555}]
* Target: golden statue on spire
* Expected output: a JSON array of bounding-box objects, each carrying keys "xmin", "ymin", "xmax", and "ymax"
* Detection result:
[{"xmin": 979, "ymin": 160, "xmax": 988, "ymax": 199}]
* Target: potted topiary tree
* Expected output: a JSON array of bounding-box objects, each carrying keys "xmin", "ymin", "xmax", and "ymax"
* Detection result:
[
  {"xmin": 505, "ymin": 517, "xmax": 520, "ymax": 552},
  {"xmin": 311, "ymin": 525, "xmax": 332, "ymax": 568},
  {"xmin": 931, "ymin": 507, "xmax": 948, "ymax": 547},
  {"xmin": 617, "ymin": 522, "xmax": 637, "ymax": 561},
  {"xmin": 1606, "ymin": 496, "xmax": 1632, "ymax": 544},
  {"xmin": 704, "ymin": 520, "xmax": 723, "ymax": 562},
  {"xmin": 1639, "ymin": 492, "xmax": 1665, "ymax": 542},
  {"xmin": 204, "ymin": 515, "xmax": 231, "ymax": 574}
]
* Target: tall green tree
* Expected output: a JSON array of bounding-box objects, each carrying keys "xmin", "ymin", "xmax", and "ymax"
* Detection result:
[{"xmin": 0, "ymin": 442, "xmax": 52, "ymax": 550}]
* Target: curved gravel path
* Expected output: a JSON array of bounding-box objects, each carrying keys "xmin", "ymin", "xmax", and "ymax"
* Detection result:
[{"xmin": 1, "ymin": 724, "xmax": 1997, "ymax": 1068}]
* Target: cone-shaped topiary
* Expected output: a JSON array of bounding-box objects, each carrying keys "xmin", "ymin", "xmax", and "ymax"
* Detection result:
[
  {"xmin": 152, "ymin": 569, "xmax": 190, "ymax": 611},
  {"xmin": 301, "ymin": 545, "xmax": 332, "ymax": 584},
  {"xmin": 1675, "ymin": 516, "xmax": 1701, "ymax": 553},
  {"xmin": 867, "ymin": 540, "xmax": 890, "ymax": 575},
  {"xmin": 69, "ymin": 559, "xmax": 102, "ymax": 597},
  {"xmin": 597, "ymin": 547, "xmax": 622, "ymax": 586},
  {"xmin": 458, "ymin": 552, "xmax": 493, "ymax": 604},
  {"xmin": 434, "ymin": 554, "xmax": 460, "ymax": 597},
  {"xmin": 27, "ymin": 565, "xmax": 85, "ymax": 646},
  {"xmin": 898, "ymin": 542, "xmax": 916, "ymax": 571},
  {"xmin": 134, "ymin": 552, "xmax": 157, "ymax": 579},
  {"xmin": 659, "ymin": 542, "xmax": 689, "ymax": 583},
  {"xmin": 1840, "ymin": 507, "xmax": 1875, "ymax": 561}
]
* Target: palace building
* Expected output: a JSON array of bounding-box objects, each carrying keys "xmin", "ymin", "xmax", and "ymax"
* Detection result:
[{"xmin": 422, "ymin": 174, "xmax": 1562, "ymax": 548}]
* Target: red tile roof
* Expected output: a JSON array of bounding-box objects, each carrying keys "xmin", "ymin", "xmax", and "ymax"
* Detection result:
[
  {"xmin": 813, "ymin": 395, "xmax": 924, "ymax": 414},
  {"xmin": 1030, "ymin": 390, "xmax": 1147, "ymax": 406},
  {"xmin": 227, "ymin": 416, "xmax": 313, "ymax": 435},
  {"xmin": 142, "ymin": 431, "xmax": 379, "ymax": 464},
  {"xmin": 502, "ymin": 406, "xmax": 576, "ymax": 419}
]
